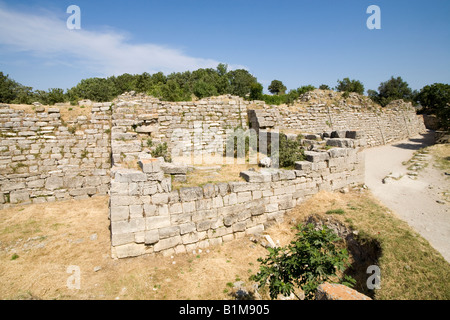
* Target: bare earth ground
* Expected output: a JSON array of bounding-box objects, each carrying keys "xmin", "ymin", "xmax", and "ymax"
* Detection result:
[{"xmin": 364, "ymin": 131, "xmax": 450, "ymax": 263}]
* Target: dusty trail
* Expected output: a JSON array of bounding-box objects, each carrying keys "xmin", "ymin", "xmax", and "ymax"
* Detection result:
[{"xmin": 363, "ymin": 131, "xmax": 450, "ymax": 263}]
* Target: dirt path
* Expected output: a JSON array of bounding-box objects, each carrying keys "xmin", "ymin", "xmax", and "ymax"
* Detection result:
[{"xmin": 364, "ymin": 131, "xmax": 450, "ymax": 263}]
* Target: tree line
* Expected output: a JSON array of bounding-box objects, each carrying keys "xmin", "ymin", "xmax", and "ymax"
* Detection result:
[{"xmin": 0, "ymin": 66, "xmax": 448, "ymax": 129}]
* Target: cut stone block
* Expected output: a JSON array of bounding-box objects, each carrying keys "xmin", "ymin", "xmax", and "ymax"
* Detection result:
[
  {"xmin": 138, "ymin": 158, "xmax": 161, "ymax": 173},
  {"xmin": 304, "ymin": 151, "xmax": 330, "ymax": 162},
  {"xmin": 239, "ymin": 170, "xmax": 272, "ymax": 183}
]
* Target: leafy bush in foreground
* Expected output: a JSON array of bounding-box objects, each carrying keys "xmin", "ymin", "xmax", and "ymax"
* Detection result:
[{"xmin": 251, "ymin": 223, "xmax": 355, "ymax": 300}]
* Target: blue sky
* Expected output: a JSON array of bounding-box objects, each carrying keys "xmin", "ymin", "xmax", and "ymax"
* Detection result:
[{"xmin": 0, "ymin": 0, "xmax": 449, "ymax": 93}]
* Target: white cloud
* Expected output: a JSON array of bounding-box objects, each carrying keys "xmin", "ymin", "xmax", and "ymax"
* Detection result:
[{"xmin": 0, "ymin": 3, "xmax": 231, "ymax": 76}]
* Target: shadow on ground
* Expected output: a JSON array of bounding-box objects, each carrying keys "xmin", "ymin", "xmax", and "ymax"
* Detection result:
[{"xmin": 391, "ymin": 131, "xmax": 435, "ymax": 151}]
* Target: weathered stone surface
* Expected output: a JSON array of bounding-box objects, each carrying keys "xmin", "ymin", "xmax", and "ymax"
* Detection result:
[
  {"xmin": 346, "ymin": 131, "xmax": 365, "ymax": 139},
  {"xmin": 45, "ymin": 176, "xmax": 63, "ymax": 191},
  {"xmin": 239, "ymin": 170, "xmax": 272, "ymax": 183},
  {"xmin": 179, "ymin": 187, "xmax": 203, "ymax": 202},
  {"xmin": 160, "ymin": 162, "xmax": 188, "ymax": 175},
  {"xmin": 258, "ymin": 157, "xmax": 272, "ymax": 168},
  {"xmin": 114, "ymin": 168, "xmax": 147, "ymax": 183},
  {"xmin": 330, "ymin": 130, "xmax": 347, "ymax": 138},
  {"xmin": 326, "ymin": 138, "xmax": 355, "ymax": 148},
  {"xmin": 144, "ymin": 230, "xmax": 159, "ymax": 244},
  {"xmin": 138, "ymin": 158, "xmax": 160, "ymax": 173},
  {"xmin": 305, "ymin": 151, "xmax": 330, "ymax": 162},
  {"xmin": 294, "ymin": 161, "xmax": 313, "ymax": 171},
  {"xmin": 113, "ymin": 243, "xmax": 146, "ymax": 258},
  {"xmin": 153, "ymin": 235, "xmax": 181, "ymax": 252},
  {"xmin": 316, "ymin": 282, "xmax": 371, "ymax": 300}
]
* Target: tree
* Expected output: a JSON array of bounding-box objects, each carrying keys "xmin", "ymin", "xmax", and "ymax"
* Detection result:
[
  {"xmin": 67, "ymin": 77, "xmax": 116, "ymax": 102},
  {"xmin": 227, "ymin": 69, "xmax": 258, "ymax": 97},
  {"xmin": 319, "ymin": 84, "xmax": 330, "ymax": 90},
  {"xmin": 193, "ymin": 80, "xmax": 218, "ymax": 99},
  {"xmin": 47, "ymin": 88, "xmax": 66, "ymax": 105},
  {"xmin": 335, "ymin": 78, "xmax": 365, "ymax": 95},
  {"xmin": 0, "ymin": 72, "xmax": 19, "ymax": 103},
  {"xmin": 249, "ymin": 82, "xmax": 264, "ymax": 100},
  {"xmin": 369, "ymin": 76, "xmax": 414, "ymax": 107},
  {"xmin": 268, "ymin": 80, "xmax": 287, "ymax": 95},
  {"xmin": 416, "ymin": 83, "xmax": 450, "ymax": 129}
]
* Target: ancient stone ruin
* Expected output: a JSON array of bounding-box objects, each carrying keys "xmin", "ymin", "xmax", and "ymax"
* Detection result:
[{"xmin": 0, "ymin": 90, "xmax": 427, "ymax": 258}]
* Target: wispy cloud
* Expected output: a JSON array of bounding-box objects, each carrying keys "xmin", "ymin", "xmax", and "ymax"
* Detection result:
[{"xmin": 0, "ymin": 3, "xmax": 229, "ymax": 76}]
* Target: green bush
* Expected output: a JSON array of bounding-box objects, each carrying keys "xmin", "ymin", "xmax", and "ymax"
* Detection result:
[
  {"xmin": 250, "ymin": 223, "xmax": 355, "ymax": 300},
  {"xmin": 152, "ymin": 142, "xmax": 171, "ymax": 162},
  {"xmin": 270, "ymin": 134, "xmax": 305, "ymax": 168}
]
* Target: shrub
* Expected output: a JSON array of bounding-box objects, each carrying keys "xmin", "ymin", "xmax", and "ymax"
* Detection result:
[
  {"xmin": 270, "ymin": 133, "xmax": 305, "ymax": 168},
  {"xmin": 152, "ymin": 142, "xmax": 171, "ymax": 162},
  {"xmin": 250, "ymin": 223, "xmax": 355, "ymax": 300}
]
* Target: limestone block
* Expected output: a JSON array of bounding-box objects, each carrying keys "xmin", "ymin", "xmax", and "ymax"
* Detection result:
[
  {"xmin": 305, "ymin": 151, "xmax": 330, "ymax": 162},
  {"xmin": 110, "ymin": 206, "xmax": 129, "ymax": 222},
  {"xmin": 129, "ymin": 204, "xmax": 144, "ymax": 218},
  {"xmin": 160, "ymin": 162, "xmax": 188, "ymax": 175},
  {"xmin": 169, "ymin": 202, "xmax": 183, "ymax": 214},
  {"xmin": 345, "ymin": 131, "xmax": 365, "ymax": 139},
  {"xmin": 154, "ymin": 235, "xmax": 182, "ymax": 252},
  {"xmin": 27, "ymin": 179, "xmax": 45, "ymax": 189},
  {"xmin": 159, "ymin": 226, "xmax": 180, "ymax": 239},
  {"xmin": 113, "ymin": 243, "xmax": 146, "ymax": 259},
  {"xmin": 45, "ymin": 176, "xmax": 64, "ymax": 191},
  {"xmin": 179, "ymin": 187, "xmax": 203, "ymax": 202},
  {"xmin": 182, "ymin": 232, "xmax": 199, "ymax": 245},
  {"xmin": 246, "ymin": 224, "xmax": 265, "ymax": 235},
  {"xmin": 294, "ymin": 161, "xmax": 312, "ymax": 171},
  {"xmin": 151, "ymin": 193, "xmax": 169, "ymax": 205},
  {"xmin": 111, "ymin": 233, "xmax": 135, "ymax": 246},
  {"xmin": 326, "ymin": 139, "xmax": 355, "ymax": 148},
  {"xmin": 10, "ymin": 190, "xmax": 30, "ymax": 204},
  {"xmin": 328, "ymin": 148, "xmax": 347, "ymax": 158},
  {"xmin": 138, "ymin": 158, "xmax": 160, "ymax": 173},
  {"xmin": 110, "ymin": 195, "xmax": 141, "ymax": 206},
  {"xmin": 237, "ymin": 191, "xmax": 252, "ymax": 203},
  {"xmin": 114, "ymin": 168, "xmax": 147, "ymax": 183},
  {"xmin": 179, "ymin": 222, "xmax": 196, "ymax": 235},
  {"xmin": 239, "ymin": 170, "xmax": 272, "ymax": 183},
  {"xmin": 182, "ymin": 201, "xmax": 196, "ymax": 213},
  {"xmin": 330, "ymin": 130, "xmax": 346, "ymax": 138},
  {"xmin": 202, "ymin": 183, "xmax": 216, "ymax": 198},
  {"xmin": 143, "ymin": 203, "xmax": 157, "ymax": 216},
  {"xmin": 146, "ymin": 216, "xmax": 171, "ymax": 230}
]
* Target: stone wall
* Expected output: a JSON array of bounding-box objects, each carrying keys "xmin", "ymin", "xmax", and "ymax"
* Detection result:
[
  {"xmin": 110, "ymin": 93, "xmax": 250, "ymax": 165},
  {"xmin": 248, "ymin": 99, "xmax": 426, "ymax": 147},
  {"xmin": 109, "ymin": 135, "xmax": 365, "ymax": 259},
  {"xmin": 0, "ymin": 103, "xmax": 111, "ymax": 208}
]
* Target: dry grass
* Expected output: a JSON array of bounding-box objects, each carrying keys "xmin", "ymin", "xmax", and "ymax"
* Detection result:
[
  {"xmin": 8, "ymin": 103, "xmax": 93, "ymax": 123},
  {"xmin": 172, "ymin": 155, "xmax": 261, "ymax": 189},
  {"xmin": 429, "ymin": 143, "xmax": 450, "ymax": 172},
  {"xmin": 1, "ymin": 189, "xmax": 449, "ymax": 300}
]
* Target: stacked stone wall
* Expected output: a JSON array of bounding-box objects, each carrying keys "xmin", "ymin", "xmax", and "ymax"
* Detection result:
[{"xmin": 0, "ymin": 103, "xmax": 111, "ymax": 208}]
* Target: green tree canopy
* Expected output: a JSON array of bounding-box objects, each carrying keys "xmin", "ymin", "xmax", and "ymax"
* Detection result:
[
  {"xmin": 416, "ymin": 83, "xmax": 450, "ymax": 129},
  {"xmin": 335, "ymin": 78, "xmax": 365, "ymax": 95},
  {"xmin": 369, "ymin": 76, "xmax": 414, "ymax": 107},
  {"xmin": 268, "ymin": 80, "xmax": 287, "ymax": 95}
]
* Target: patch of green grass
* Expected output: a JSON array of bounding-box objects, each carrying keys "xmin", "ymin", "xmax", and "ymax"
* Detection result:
[
  {"xmin": 344, "ymin": 197, "xmax": 450, "ymax": 300},
  {"xmin": 11, "ymin": 253, "xmax": 19, "ymax": 260},
  {"xmin": 325, "ymin": 208, "xmax": 345, "ymax": 215}
]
